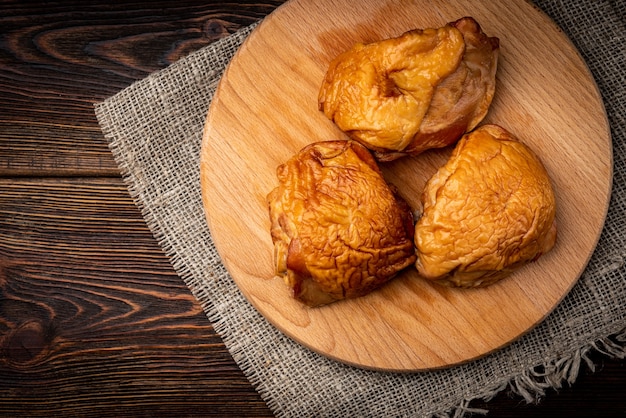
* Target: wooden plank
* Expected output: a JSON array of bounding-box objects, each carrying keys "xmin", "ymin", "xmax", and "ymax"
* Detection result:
[
  {"xmin": 1, "ymin": 178, "xmax": 624, "ymax": 416},
  {"xmin": 0, "ymin": 178, "xmax": 272, "ymax": 417},
  {"xmin": 0, "ymin": 0, "xmax": 285, "ymax": 177}
]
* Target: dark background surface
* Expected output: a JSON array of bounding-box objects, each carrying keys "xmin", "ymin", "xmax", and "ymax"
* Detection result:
[{"xmin": 1, "ymin": 1, "xmax": 624, "ymax": 416}]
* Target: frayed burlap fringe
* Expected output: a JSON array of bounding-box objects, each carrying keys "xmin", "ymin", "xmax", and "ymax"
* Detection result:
[{"xmin": 444, "ymin": 327, "xmax": 626, "ymax": 418}]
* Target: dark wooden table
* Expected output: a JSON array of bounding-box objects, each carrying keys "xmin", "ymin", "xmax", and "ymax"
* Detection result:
[{"xmin": 1, "ymin": 1, "xmax": 624, "ymax": 416}]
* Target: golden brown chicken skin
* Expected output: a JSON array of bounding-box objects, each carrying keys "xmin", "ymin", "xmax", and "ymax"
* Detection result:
[
  {"xmin": 318, "ymin": 17, "xmax": 499, "ymax": 161},
  {"xmin": 267, "ymin": 140, "xmax": 416, "ymax": 306},
  {"xmin": 415, "ymin": 124, "xmax": 557, "ymax": 287}
]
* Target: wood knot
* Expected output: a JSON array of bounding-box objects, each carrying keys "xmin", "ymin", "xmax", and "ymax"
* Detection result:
[
  {"xmin": 2, "ymin": 320, "xmax": 52, "ymax": 368},
  {"xmin": 203, "ymin": 19, "xmax": 229, "ymax": 41}
]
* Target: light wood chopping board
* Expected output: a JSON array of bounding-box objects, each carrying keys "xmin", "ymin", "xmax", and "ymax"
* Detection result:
[{"xmin": 200, "ymin": 0, "xmax": 612, "ymax": 371}]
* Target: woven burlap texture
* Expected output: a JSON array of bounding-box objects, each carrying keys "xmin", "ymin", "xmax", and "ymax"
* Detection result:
[{"xmin": 94, "ymin": 1, "xmax": 626, "ymax": 416}]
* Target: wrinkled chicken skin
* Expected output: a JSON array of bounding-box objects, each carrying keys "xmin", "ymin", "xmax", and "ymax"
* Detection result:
[
  {"xmin": 267, "ymin": 140, "xmax": 416, "ymax": 307},
  {"xmin": 415, "ymin": 125, "xmax": 557, "ymax": 287},
  {"xmin": 318, "ymin": 17, "xmax": 499, "ymax": 161}
]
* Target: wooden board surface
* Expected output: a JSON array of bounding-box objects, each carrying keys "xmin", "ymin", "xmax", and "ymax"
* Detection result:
[{"xmin": 200, "ymin": 0, "xmax": 612, "ymax": 372}]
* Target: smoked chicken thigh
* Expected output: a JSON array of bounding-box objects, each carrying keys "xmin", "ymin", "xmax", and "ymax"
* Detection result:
[
  {"xmin": 318, "ymin": 17, "xmax": 499, "ymax": 161},
  {"xmin": 415, "ymin": 124, "xmax": 557, "ymax": 287},
  {"xmin": 267, "ymin": 140, "xmax": 416, "ymax": 306}
]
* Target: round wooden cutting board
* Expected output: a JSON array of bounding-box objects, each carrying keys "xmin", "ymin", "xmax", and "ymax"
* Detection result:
[{"xmin": 200, "ymin": 0, "xmax": 612, "ymax": 371}]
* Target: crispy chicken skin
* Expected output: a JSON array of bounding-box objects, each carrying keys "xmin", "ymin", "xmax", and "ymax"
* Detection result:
[
  {"xmin": 318, "ymin": 17, "xmax": 499, "ymax": 161},
  {"xmin": 267, "ymin": 140, "xmax": 416, "ymax": 306},
  {"xmin": 415, "ymin": 125, "xmax": 557, "ymax": 287}
]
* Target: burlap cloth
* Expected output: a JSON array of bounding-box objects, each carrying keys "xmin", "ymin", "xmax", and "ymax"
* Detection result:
[{"xmin": 94, "ymin": 0, "xmax": 626, "ymax": 416}]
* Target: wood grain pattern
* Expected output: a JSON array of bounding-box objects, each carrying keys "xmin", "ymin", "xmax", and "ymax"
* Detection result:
[
  {"xmin": 0, "ymin": 1, "xmax": 282, "ymax": 416},
  {"xmin": 201, "ymin": 0, "xmax": 612, "ymax": 371},
  {"xmin": 1, "ymin": 0, "xmax": 624, "ymax": 416},
  {"xmin": 0, "ymin": 179, "xmax": 272, "ymax": 417},
  {"xmin": 0, "ymin": 0, "xmax": 284, "ymax": 176}
]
